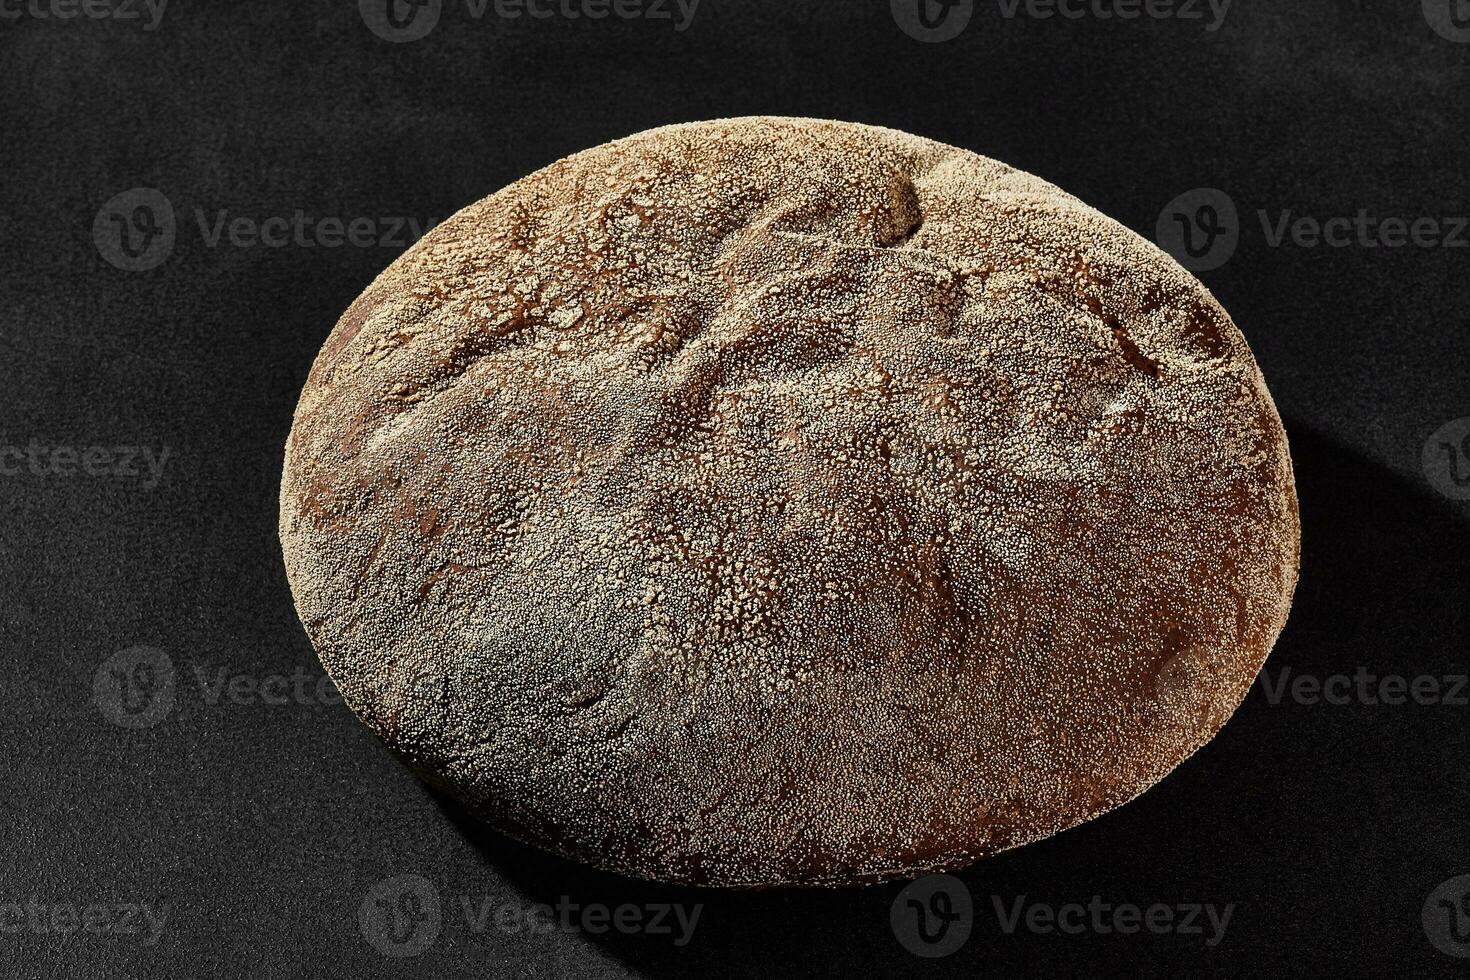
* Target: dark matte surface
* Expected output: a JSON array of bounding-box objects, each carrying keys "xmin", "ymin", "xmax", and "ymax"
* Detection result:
[{"xmin": 1, "ymin": 1, "xmax": 1467, "ymax": 977}]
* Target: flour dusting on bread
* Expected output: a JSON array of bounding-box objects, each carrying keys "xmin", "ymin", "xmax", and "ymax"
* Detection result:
[{"xmin": 280, "ymin": 118, "xmax": 1299, "ymax": 887}]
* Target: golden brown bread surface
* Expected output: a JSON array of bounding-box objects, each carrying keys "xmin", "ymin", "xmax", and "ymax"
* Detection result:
[{"xmin": 280, "ymin": 117, "xmax": 1299, "ymax": 887}]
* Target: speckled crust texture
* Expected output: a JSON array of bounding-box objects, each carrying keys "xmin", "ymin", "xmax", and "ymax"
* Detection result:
[{"xmin": 280, "ymin": 117, "xmax": 1299, "ymax": 888}]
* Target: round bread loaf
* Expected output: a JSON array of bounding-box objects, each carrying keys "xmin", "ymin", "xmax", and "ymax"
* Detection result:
[{"xmin": 280, "ymin": 117, "xmax": 1299, "ymax": 887}]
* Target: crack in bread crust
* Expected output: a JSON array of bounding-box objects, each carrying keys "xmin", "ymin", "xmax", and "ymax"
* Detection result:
[{"xmin": 280, "ymin": 117, "xmax": 1300, "ymax": 888}]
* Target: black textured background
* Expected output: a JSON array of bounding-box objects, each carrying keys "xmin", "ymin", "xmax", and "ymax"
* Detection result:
[{"xmin": 2, "ymin": 1, "xmax": 1468, "ymax": 977}]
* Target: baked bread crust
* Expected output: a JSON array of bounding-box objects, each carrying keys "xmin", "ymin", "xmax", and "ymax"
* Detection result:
[{"xmin": 280, "ymin": 117, "xmax": 1299, "ymax": 887}]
